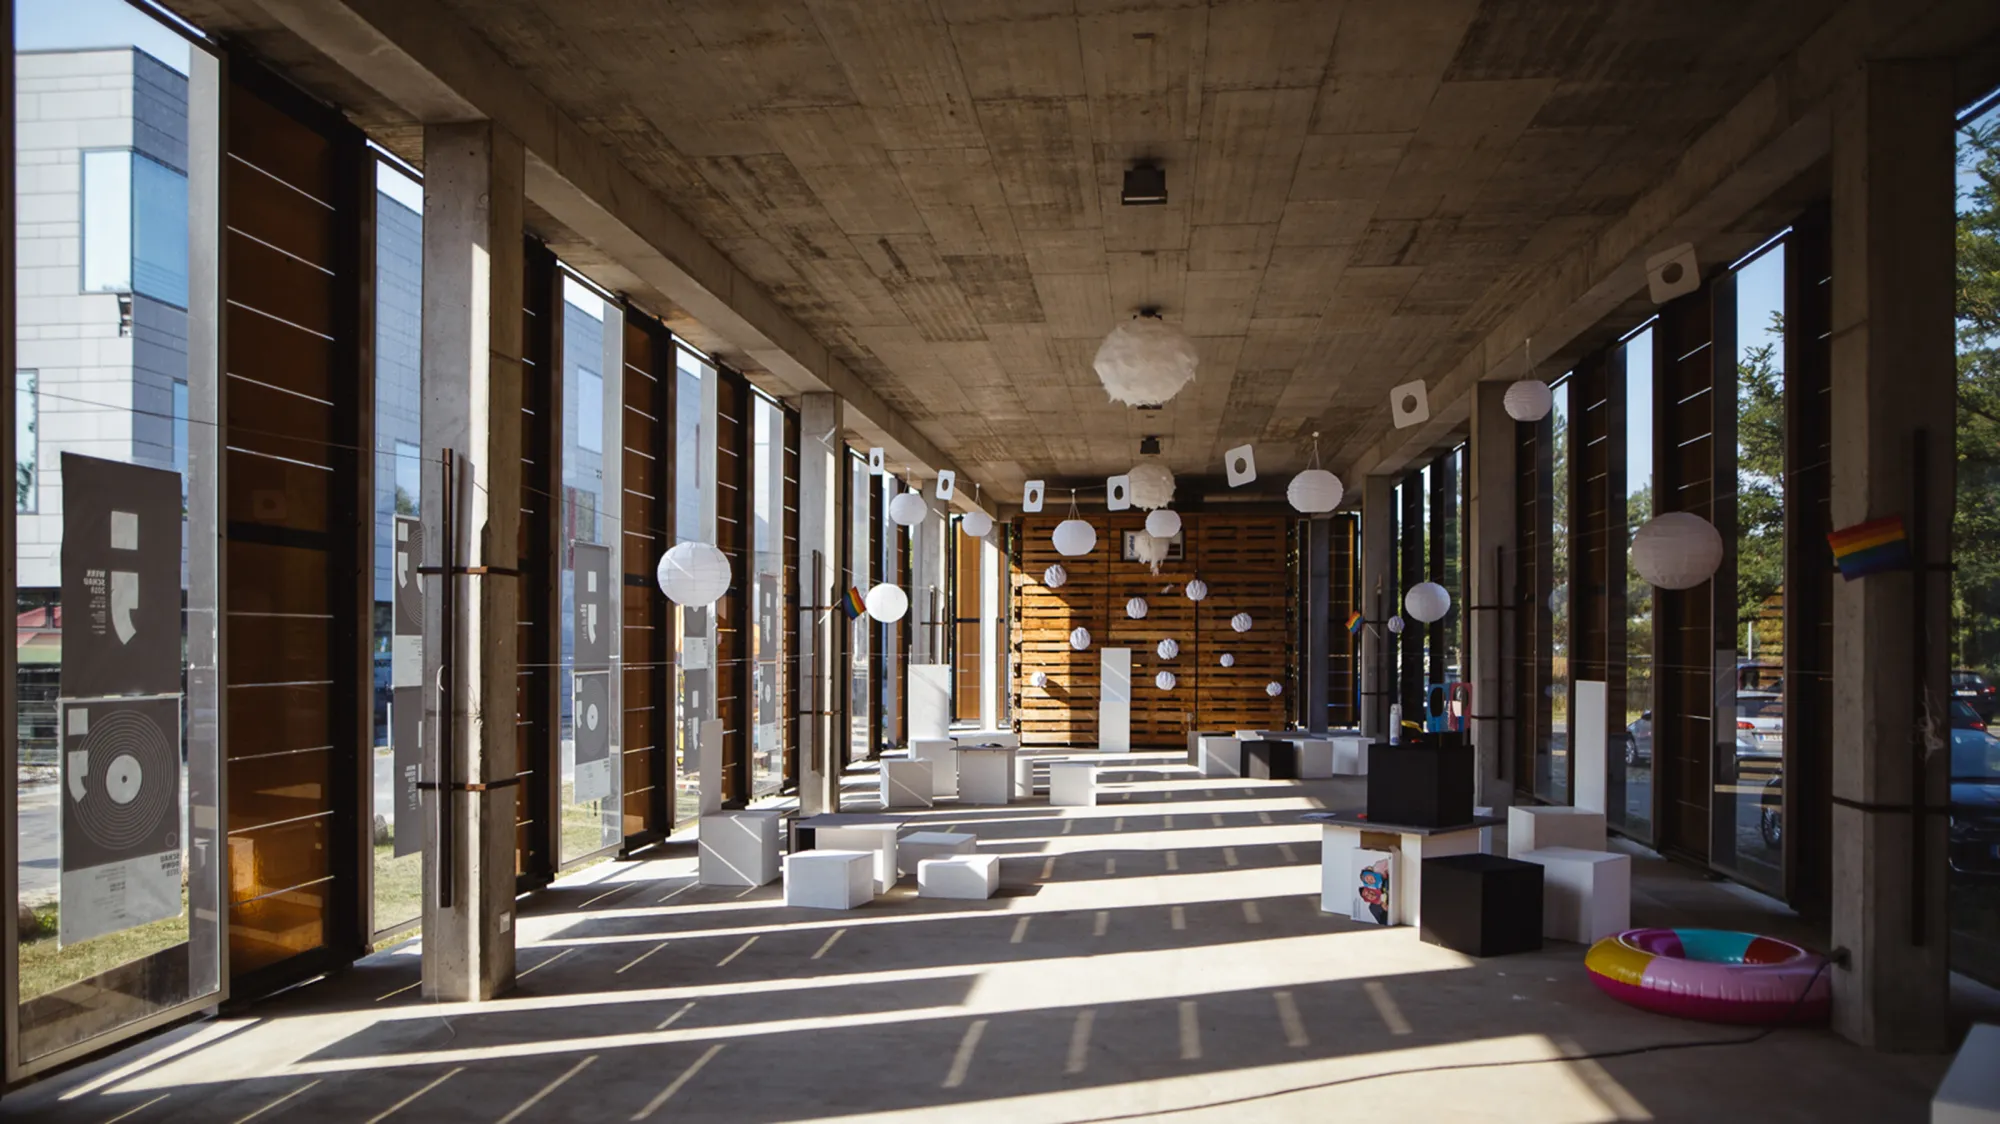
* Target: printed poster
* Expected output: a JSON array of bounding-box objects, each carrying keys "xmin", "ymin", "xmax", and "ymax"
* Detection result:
[
  {"xmin": 1350, "ymin": 848, "xmax": 1393, "ymax": 926},
  {"xmin": 59, "ymin": 696, "xmax": 183, "ymax": 945}
]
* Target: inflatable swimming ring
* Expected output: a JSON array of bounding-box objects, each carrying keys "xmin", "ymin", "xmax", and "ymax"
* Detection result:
[{"xmin": 1584, "ymin": 928, "xmax": 1830, "ymax": 1025}]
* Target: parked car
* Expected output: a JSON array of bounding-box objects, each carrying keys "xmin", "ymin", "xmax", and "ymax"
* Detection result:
[
  {"xmin": 1953, "ymin": 697, "xmax": 1987, "ymax": 732},
  {"xmin": 1737, "ymin": 662, "xmax": 1782, "ymax": 693},
  {"xmin": 1622, "ymin": 711, "xmax": 1651, "ymax": 766},
  {"xmin": 373, "ymin": 651, "xmax": 393, "ymax": 732},
  {"xmin": 1954, "ymin": 669, "xmax": 1999, "ymax": 720},
  {"xmin": 1757, "ymin": 726, "xmax": 2000, "ymax": 873},
  {"xmin": 1735, "ymin": 692, "xmax": 1783, "ymax": 759}
]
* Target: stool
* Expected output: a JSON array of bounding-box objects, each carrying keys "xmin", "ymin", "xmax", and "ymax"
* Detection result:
[
  {"xmin": 910, "ymin": 738, "xmax": 958, "ymax": 797},
  {"xmin": 1331, "ymin": 736, "xmax": 1370, "ymax": 776},
  {"xmin": 918, "ymin": 854, "xmax": 1001, "ymax": 899},
  {"xmin": 1935, "ymin": 1023, "xmax": 2000, "ymax": 1123},
  {"xmin": 1049, "ymin": 761, "xmax": 1098, "ymax": 807},
  {"xmin": 1199, "ymin": 736, "xmax": 1241, "ymax": 777},
  {"xmin": 1296, "ymin": 739, "xmax": 1335, "ymax": 779},
  {"xmin": 783, "ymin": 849, "xmax": 873, "ymax": 910},
  {"xmin": 809, "ymin": 823, "xmax": 900, "ymax": 894},
  {"xmin": 1419, "ymin": 853, "xmax": 1543, "ymax": 957},
  {"xmin": 1507, "ymin": 806, "xmax": 1606, "ymax": 856},
  {"xmin": 880, "ymin": 759, "xmax": 934, "ymax": 809},
  {"xmin": 1518, "ymin": 846, "xmax": 1630, "ymax": 943},
  {"xmin": 698, "ymin": 809, "xmax": 782, "ymax": 886},
  {"xmin": 956, "ymin": 746, "xmax": 1015, "ymax": 805},
  {"xmin": 1242, "ymin": 739, "xmax": 1299, "ymax": 780},
  {"xmin": 898, "ymin": 830, "xmax": 976, "ymax": 875}
]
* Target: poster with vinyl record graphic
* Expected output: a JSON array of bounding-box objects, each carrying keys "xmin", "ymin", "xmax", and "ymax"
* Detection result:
[
  {"xmin": 59, "ymin": 695, "xmax": 183, "ymax": 946},
  {"xmin": 573, "ymin": 669, "xmax": 613, "ymax": 803}
]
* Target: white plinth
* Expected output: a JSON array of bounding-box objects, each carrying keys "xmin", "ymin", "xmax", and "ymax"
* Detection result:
[
  {"xmin": 910, "ymin": 737, "xmax": 959, "ymax": 797},
  {"xmin": 1508, "ymin": 805, "xmax": 1607, "ymax": 856},
  {"xmin": 811, "ymin": 824, "xmax": 900, "ymax": 894},
  {"xmin": 1050, "ymin": 761, "xmax": 1098, "ymax": 807},
  {"xmin": 1331, "ymin": 735, "xmax": 1371, "ymax": 776},
  {"xmin": 1935, "ymin": 1023, "xmax": 2000, "ymax": 1123},
  {"xmin": 957, "ymin": 746, "xmax": 1016, "ymax": 805},
  {"xmin": 784, "ymin": 849, "xmax": 873, "ymax": 910},
  {"xmin": 1013, "ymin": 754, "xmax": 1044, "ymax": 797},
  {"xmin": 880, "ymin": 759, "xmax": 934, "ymax": 809},
  {"xmin": 1319, "ymin": 822, "xmax": 1482, "ymax": 929},
  {"xmin": 1518, "ymin": 846, "xmax": 1631, "ymax": 943},
  {"xmin": 918, "ymin": 855, "xmax": 1001, "ymax": 900},
  {"xmin": 1100, "ymin": 648, "xmax": 1132, "ymax": 752},
  {"xmin": 1473, "ymin": 806, "xmax": 1498, "ymax": 853},
  {"xmin": 954, "ymin": 730, "xmax": 1019, "ymax": 749},
  {"xmin": 1296, "ymin": 739, "xmax": 1335, "ymax": 779},
  {"xmin": 898, "ymin": 830, "xmax": 976, "ymax": 875},
  {"xmin": 1199, "ymin": 736, "xmax": 1240, "ymax": 777},
  {"xmin": 909, "ymin": 664, "xmax": 953, "ymax": 739},
  {"xmin": 698, "ymin": 810, "xmax": 782, "ymax": 887}
]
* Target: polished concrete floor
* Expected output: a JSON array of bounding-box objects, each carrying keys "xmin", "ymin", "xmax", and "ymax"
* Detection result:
[{"xmin": 3, "ymin": 754, "xmax": 1980, "ymax": 1122}]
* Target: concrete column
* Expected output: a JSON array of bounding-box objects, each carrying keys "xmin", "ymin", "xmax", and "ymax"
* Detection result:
[
  {"xmin": 797, "ymin": 393, "xmax": 842, "ymax": 815},
  {"xmin": 912, "ymin": 497, "xmax": 945, "ymax": 666},
  {"xmin": 420, "ymin": 121, "xmax": 524, "ymax": 1002},
  {"xmin": 1827, "ymin": 59, "xmax": 1955, "ymax": 1052},
  {"xmin": 1359, "ymin": 475, "xmax": 1395, "ymax": 739},
  {"xmin": 1305, "ymin": 517, "xmax": 1332, "ymax": 732},
  {"xmin": 1467, "ymin": 382, "xmax": 1518, "ymax": 808}
]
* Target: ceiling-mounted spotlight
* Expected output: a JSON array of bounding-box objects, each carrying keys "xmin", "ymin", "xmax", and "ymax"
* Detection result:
[
  {"xmin": 1139, "ymin": 434, "xmax": 1162, "ymax": 456},
  {"xmin": 1122, "ymin": 162, "xmax": 1166, "ymax": 206}
]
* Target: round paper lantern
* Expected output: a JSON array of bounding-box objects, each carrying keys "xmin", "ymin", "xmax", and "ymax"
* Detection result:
[
  {"xmin": 960, "ymin": 509, "xmax": 994, "ymax": 538},
  {"xmin": 1548, "ymin": 584, "xmax": 1568, "ymax": 613},
  {"xmin": 1155, "ymin": 671, "xmax": 1178, "ymax": 691},
  {"xmin": 1128, "ymin": 462, "xmax": 1176, "ymax": 509},
  {"xmin": 1043, "ymin": 564, "xmax": 1068, "ymax": 589},
  {"xmin": 1231, "ymin": 612, "xmax": 1253, "ymax": 633},
  {"xmin": 1219, "ymin": 653, "xmax": 1236, "ymax": 668},
  {"xmin": 1069, "ymin": 627, "xmax": 1091, "ymax": 651},
  {"xmin": 1132, "ymin": 531, "xmax": 1170, "ymax": 572},
  {"xmin": 1053, "ymin": 518, "xmax": 1098, "ymax": 557},
  {"xmin": 1093, "ymin": 315, "xmax": 1198, "ymax": 407},
  {"xmin": 864, "ymin": 583, "xmax": 909, "ymax": 623},
  {"xmin": 1126, "ymin": 597, "xmax": 1149, "ymax": 620},
  {"xmin": 1387, "ymin": 614, "xmax": 1405, "ymax": 634},
  {"xmin": 1631, "ymin": 512, "xmax": 1725, "ymax": 590},
  {"xmin": 1266, "ymin": 681, "xmax": 1284, "ymax": 697},
  {"xmin": 1031, "ymin": 671, "xmax": 1049, "ymax": 689},
  {"xmin": 1156, "ymin": 638, "xmax": 1179, "ymax": 659},
  {"xmin": 656, "ymin": 541, "xmax": 731, "ymax": 607},
  {"xmin": 889, "ymin": 489, "xmax": 929, "ymax": 527},
  {"xmin": 1404, "ymin": 581, "xmax": 1451, "ymax": 624},
  {"xmin": 1144, "ymin": 508, "xmax": 1182, "ymax": 539},
  {"xmin": 1184, "ymin": 578, "xmax": 1208, "ymax": 603},
  {"xmin": 1287, "ymin": 468, "xmax": 1344, "ymax": 514},
  {"xmin": 1504, "ymin": 379, "xmax": 1553, "ymax": 423}
]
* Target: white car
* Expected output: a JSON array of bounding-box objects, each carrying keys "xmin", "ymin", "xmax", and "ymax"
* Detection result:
[{"xmin": 1735, "ymin": 692, "xmax": 1783, "ymax": 760}]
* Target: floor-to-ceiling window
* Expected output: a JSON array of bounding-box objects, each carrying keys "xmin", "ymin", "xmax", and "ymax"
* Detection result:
[
  {"xmin": 1615, "ymin": 323, "xmax": 1657, "ymax": 842},
  {"xmin": 749, "ymin": 391, "xmax": 784, "ymax": 800},
  {"xmin": 1546, "ymin": 375, "xmax": 1572, "ymax": 803},
  {"xmin": 672, "ymin": 346, "xmax": 709, "ymax": 826},
  {"xmin": 847, "ymin": 453, "xmax": 872, "ymax": 762},
  {"xmin": 559, "ymin": 274, "xmax": 621, "ymax": 862}
]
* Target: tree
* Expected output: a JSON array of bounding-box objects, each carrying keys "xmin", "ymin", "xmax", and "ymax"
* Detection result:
[
  {"xmin": 1955, "ymin": 120, "xmax": 2000, "ymax": 673},
  {"xmin": 1736, "ymin": 317, "xmax": 1785, "ymax": 648}
]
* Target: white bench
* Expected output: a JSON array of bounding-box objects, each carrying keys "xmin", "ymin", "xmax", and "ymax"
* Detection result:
[
  {"xmin": 910, "ymin": 738, "xmax": 958, "ymax": 797},
  {"xmin": 918, "ymin": 854, "xmax": 1001, "ymax": 899},
  {"xmin": 784, "ymin": 849, "xmax": 873, "ymax": 910},
  {"xmin": 898, "ymin": 830, "xmax": 976, "ymax": 875},
  {"xmin": 1050, "ymin": 761, "xmax": 1099, "ymax": 807},
  {"xmin": 1199, "ymin": 736, "xmax": 1240, "ymax": 777},
  {"xmin": 1508, "ymin": 805, "xmax": 1606, "ymax": 856},
  {"xmin": 880, "ymin": 759, "xmax": 934, "ymax": 809},
  {"xmin": 697, "ymin": 809, "xmax": 782, "ymax": 887},
  {"xmin": 1518, "ymin": 846, "xmax": 1630, "ymax": 943},
  {"xmin": 956, "ymin": 746, "xmax": 1016, "ymax": 805},
  {"xmin": 1296, "ymin": 739, "xmax": 1335, "ymax": 779}
]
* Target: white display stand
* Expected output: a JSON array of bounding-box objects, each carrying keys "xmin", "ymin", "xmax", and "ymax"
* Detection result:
[
  {"xmin": 1573, "ymin": 680, "xmax": 1608, "ymax": 815},
  {"xmin": 784, "ymin": 850, "xmax": 873, "ymax": 910},
  {"xmin": 909, "ymin": 664, "xmax": 953, "ymax": 740},
  {"xmin": 1296, "ymin": 739, "xmax": 1335, "ymax": 779},
  {"xmin": 1508, "ymin": 805, "xmax": 1607, "ymax": 856},
  {"xmin": 918, "ymin": 855, "xmax": 1001, "ymax": 899},
  {"xmin": 954, "ymin": 730, "xmax": 1019, "ymax": 749},
  {"xmin": 1100, "ymin": 648, "xmax": 1132, "ymax": 752},
  {"xmin": 1331, "ymin": 735, "xmax": 1371, "ymax": 776},
  {"xmin": 910, "ymin": 737, "xmax": 958, "ymax": 798},
  {"xmin": 697, "ymin": 717, "xmax": 725, "ymax": 815},
  {"xmin": 810, "ymin": 823, "xmax": 900, "ymax": 894},
  {"xmin": 1012, "ymin": 753, "xmax": 1045, "ymax": 797},
  {"xmin": 1199, "ymin": 736, "xmax": 1240, "ymax": 777},
  {"xmin": 898, "ymin": 830, "xmax": 976, "ymax": 875},
  {"xmin": 1519, "ymin": 846, "xmax": 1631, "ymax": 943},
  {"xmin": 1319, "ymin": 820, "xmax": 1484, "ymax": 929},
  {"xmin": 1050, "ymin": 761, "xmax": 1099, "ymax": 807},
  {"xmin": 698, "ymin": 809, "xmax": 782, "ymax": 886},
  {"xmin": 1934, "ymin": 1023, "xmax": 2000, "ymax": 1123},
  {"xmin": 957, "ymin": 746, "xmax": 1016, "ymax": 805},
  {"xmin": 880, "ymin": 759, "xmax": 934, "ymax": 809}
]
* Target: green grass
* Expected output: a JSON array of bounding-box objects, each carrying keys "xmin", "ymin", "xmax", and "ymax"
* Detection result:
[
  {"xmin": 373, "ymin": 838, "xmax": 423, "ymax": 941},
  {"xmin": 18, "ymin": 897, "xmax": 188, "ymax": 1002}
]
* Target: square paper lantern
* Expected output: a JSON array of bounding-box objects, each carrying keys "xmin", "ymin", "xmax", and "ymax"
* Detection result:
[
  {"xmin": 1224, "ymin": 444, "xmax": 1257, "ymax": 487},
  {"xmin": 1023, "ymin": 480, "xmax": 1045, "ymax": 513},
  {"xmin": 935, "ymin": 470, "xmax": 956, "ymax": 500},
  {"xmin": 1106, "ymin": 474, "xmax": 1132, "ymax": 511}
]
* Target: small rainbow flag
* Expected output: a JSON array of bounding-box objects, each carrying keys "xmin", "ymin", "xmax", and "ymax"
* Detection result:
[
  {"xmin": 1827, "ymin": 515, "xmax": 1909, "ymax": 581},
  {"xmin": 1346, "ymin": 609, "xmax": 1365, "ymax": 636},
  {"xmin": 842, "ymin": 585, "xmax": 867, "ymax": 620}
]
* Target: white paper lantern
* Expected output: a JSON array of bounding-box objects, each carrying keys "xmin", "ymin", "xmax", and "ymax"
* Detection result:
[
  {"xmin": 1387, "ymin": 614, "xmax": 1405, "ymax": 634},
  {"xmin": 1053, "ymin": 518, "xmax": 1098, "ymax": 557},
  {"xmin": 1069, "ymin": 627, "xmax": 1091, "ymax": 651},
  {"xmin": 1631, "ymin": 511, "xmax": 1725, "ymax": 590},
  {"xmin": 1156, "ymin": 638, "xmax": 1179, "ymax": 659},
  {"xmin": 1132, "ymin": 531, "xmax": 1170, "ymax": 573},
  {"xmin": 1504, "ymin": 379, "xmax": 1553, "ymax": 423},
  {"xmin": 1219, "ymin": 653, "xmax": 1235, "ymax": 667},
  {"xmin": 1093, "ymin": 316, "xmax": 1198, "ymax": 407},
  {"xmin": 1266, "ymin": 681, "xmax": 1284, "ymax": 697},
  {"xmin": 960, "ymin": 509, "xmax": 994, "ymax": 539},
  {"xmin": 889, "ymin": 489, "xmax": 929, "ymax": 527},
  {"xmin": 1144, "ymin": 508, "xmax": 1182, "ymax": 539},
  {"xmin": 1128, "ymin": 462, "xmax": 1176, "ymax": 509},
  {"xmin": 1404, "ymin": 581, "xmax": 1451, "ymax": 624},
  {"xmin": 1231, "ymin": 612, "xmax": 1253, "ymax": 633},
  {"xmin": 1126, "ymin": 597, "xmax": 1149, "ymax": 620},
  {"xmin": 1043, "ymin": 564, "xmax": 1068, "ymax": 589},
  {"xmin": 1032, "ymin": 670, "xmax": 1049, "ymax": 689},
  {"xmin": 656, "ymin": 541, "xmax": 731, "ymax": 607},
  {"xmin": 1155, "ymin": 671, "xmax": 1178, "ymax": 691},
  {"xmin": 1287, "ymin": 468, "xmax": 1345, "ymax": 514},
  {"xmin": 1184, "ymin": 578, "xmax": 1208, "ymax": 602},
  {"xmin": 1548, "ymin": 584, "xmax": 1568, "ymax": 613},
  {"xmin": 864, "ymin": 583, "xmax": 909, "ymax": 623}
]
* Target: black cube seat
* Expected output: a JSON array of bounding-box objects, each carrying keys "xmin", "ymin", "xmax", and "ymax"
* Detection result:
[
  {"xmin": 1420, "ymin": 854, "xmax": 1543, "ymax": 957},
  {"xmin": 1241, "ymin": 739, "xmax": 1298, "ymax": 780},
  {"xmin": 1366, "ymin": 740, "xmax": 1475, "ymax": 827}
]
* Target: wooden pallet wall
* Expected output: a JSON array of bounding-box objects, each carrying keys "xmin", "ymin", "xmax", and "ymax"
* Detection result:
[{"xmin": 1011, "ymin": 512, "xmax": 1291, "ymax": 748}]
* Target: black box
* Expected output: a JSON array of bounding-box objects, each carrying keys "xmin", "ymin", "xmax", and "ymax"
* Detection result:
[
  {"xmin": 1366, "ymin": 740, "xmax": 1474, "ymax": 827},
  {"xmin": 1241, "ymin": 739, "xmax": 1298, "ymax": 780},
  {"xmin": 1420, "ymin": 854, "xmax": 1543, "ymax": 957}
]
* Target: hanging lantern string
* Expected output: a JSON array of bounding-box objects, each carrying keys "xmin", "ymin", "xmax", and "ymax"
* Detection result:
[
  {"xmin": 1306, "ymin": 430, "xmax": 1322, "ymax": 471},
  {"xmin": 1524, "ymin": 336, "xmax": 1534, "ymax": 379}
]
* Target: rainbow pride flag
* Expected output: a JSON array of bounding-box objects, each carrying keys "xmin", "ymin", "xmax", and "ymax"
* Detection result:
[
  {"xmin": 1827, "ymin": 515, "xmax": 1909, "ymax": 581},
  {"xmin": 1346, "ymin": 609, "xmax": 1365, "ymax": 636},
  {"xmin": 842, "ymin": 585, "xmax": 867, "ymax": 620}
]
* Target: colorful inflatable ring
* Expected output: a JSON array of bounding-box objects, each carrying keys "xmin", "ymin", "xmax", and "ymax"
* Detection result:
[{"xmin": 1584, "ymin": 928, "xmax": 1830, "ymax": 1025}]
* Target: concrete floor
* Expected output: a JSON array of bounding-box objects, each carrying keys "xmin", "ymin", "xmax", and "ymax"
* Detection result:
[{"xmin": 4, "ymin": 755, "xmax": 1980, "ymax": 1122}]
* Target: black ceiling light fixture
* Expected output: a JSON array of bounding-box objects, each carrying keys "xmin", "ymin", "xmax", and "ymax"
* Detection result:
[
  {"xmin": 1122, "ymin": 161, "xmax": 1166, "ymax": 206},
  {"xmin": 1139, "ymin": 435, "xmax": 1161, "ymax": 456}
]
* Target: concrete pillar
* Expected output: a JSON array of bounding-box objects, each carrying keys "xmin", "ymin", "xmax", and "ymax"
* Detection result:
[
  {"xmin": 1305, "ymin": 517, "xmax": 1332, "ymax": 732},
  {"xmin": 1827, "ymin": 59, "xmax": 1955, "ymax": 1052},
  {"xmin": 1359, "ymin": 475, "xmax": 1395, "ymax": 739},
  {"xmin": 420, "ymin": 121, "xmax": 524, "ymax": 1002},
  {"xmin": 912, "ymin": 496, "xmax": 945, "ymax": 665},
  {"xmin": 797, "ymin": 394, "xmax": 842, "ymax": 816},
  {"xmin": 1467, "ymin": 382, "xmax": 1518, "ymax": 808}
]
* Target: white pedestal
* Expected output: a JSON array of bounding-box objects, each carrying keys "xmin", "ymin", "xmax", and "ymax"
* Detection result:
[
  {"xmin": 1199, "ymin": 736, "xmax": 1240, "ymax": 777},
  {"xmin": 784, "ymin": 849, "xmax": 873, "ymax": 909},
  {"xmin": 918, "ymin": 855, "xmax": 1001, "ymax": 899},
  {"xmin": 1935, "ymin": 1023, "xmax": 2000, "ymax": 1123},
  {"xmin": 880, "ymin": 759, "xmax": 934, "ymax": 809},
  {"xmin": 1331, "ymin": 735, "xmax": 1371, "ymax": 776},
  {"xmin": 1296, "ymin": 739, "xmax": 1335, "ymax": 779},
  {"xmin": 811, "ymin": 823, "xmax": 900, "ymax": 894},
  {"xmin": 698, "ymin": 810, "xmax": 782, "ymax": 886},
  {"xmin": 1100, "ymin": 648, "xmax": 1132, "ymax": 752},
  {"xmin": 1319, "ymin": 822, "xmax": 1482, "ymax": 929},
  {"xmin": 909, "ymin": 664, "xmax": 953, "ymax": 739},
  {"xmin": 1508, "ymin": 806, "xmax": 1607, "ymax": 856},
  {"xmin": 1572, "ymin": 680, "xmax": 1608, "ymax": 815},
  {"xmin": 696, "ymin": 717, "xmax": 725, "ymax": 815},
  {"xmin": 1518, "ymin": 846, "xmax": 1631, "ymax": 943},
  {"xmin": 1012, "ymin": 753, "xmax": 1045, "ymax": 797},
  {"xmin": 910, "ymin": 737, "xmax": 958, "ymax": 798},
  {"xmin": 1050, "ymin": 761, "xmax": 1098, "ymax": 807},
  {"xmin": 1473, "ymin": 807, "xmax": 1498, "ymax": 853},
  {"xmin": 956, "ymin": 746, "xmax": 1016, "ymax": 805},
  {"xmin": 898, "ymin": 830, "xmax": 976, "ymax": 875},
  {"xmin": 954, "ymin": 730, "xmax": 1019, "ymax": 749}
]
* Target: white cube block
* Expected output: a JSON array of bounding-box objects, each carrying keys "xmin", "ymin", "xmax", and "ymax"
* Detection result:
[
  {"xmin": 918, "ymin": 854, "xmax": 1001, "ymax": 899},
  {"xmin": 698, "ymin": 810, "xmax": 782, "ymax": 887},
  {"xmin": 954, "ymin": 730, "xmax": 1019, "ymax": 749},
  {"xmin": 1519, "ymin": 846, "xmax": 1631, "ymax": 943},
  {"xmin": 1050, "ymin": 761, "xmax": 1098, "ymax": 807},
  {"xmin": 1332, "ymin": 736, "xmax": 1370, "ymax": 775},
  {"xmin": 880, "ymin": 759, "xmax": 934, "ymax": 809},
  {"xmin": 957, "ymin": 746, "xmax": 1015, "ymax": 805},
  {"xmin": 1012, "ymin": 754, "xmax": 1042, "ymax": 798},
  {"xmin": 1508, "ymin": 805, "xmax": 1607, "ymax": 856},
  {"xmin": 784, "ymin": 849, "xmax": 873, "ymax": 909},
  {"xmin": 1296, "ymin": 739, "xmax": 1335, "ymax": 779},
  {"xmin": 898, "ymin": 830, "xmax": 976, "ymax": 875},
  {"xmin": 1935, "ymin": 1023, "xmax": 2000, "ymax": 1123},
  {"xmin": 910, "ymin": 738, "xmax": 959, "ymax": 797},
  {"xmin": 1199, "ymin": 736, "xmax": 1240, "ymax": 777},
  {"xmin": 811, "ymin": 824, "xmax": 900, "ymax": 894}
]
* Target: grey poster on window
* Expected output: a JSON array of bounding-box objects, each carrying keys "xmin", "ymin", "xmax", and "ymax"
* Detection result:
[
  {"xmin": 60, "ymin": 454, "xmax": 182, "ymax": 699},
  {"xmin": 393, "ymin": 515, "xmax": 423, "ymax": 688},
  {"xmin": 59, "ymin": 695, "xmax": 183, "ymax": 946},
  {"xmin": 391, "ymin": 686, "xmax": 422, "ymax": 857},
  {"xmin": 573, "ymin": 540, "xmax": 611, "ymax": 671},
  {"xmin": 573, "ymin": 669, "xmax": 612, "ymax": 803}
]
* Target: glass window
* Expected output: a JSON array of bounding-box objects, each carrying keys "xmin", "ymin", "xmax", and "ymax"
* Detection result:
[
  {"xmin": 672, "ymin": 348, "xmax": 709, "ymax": 827},
  {"xmin": 849, "ymin": 455, "xmax": 872, "ymax": 762},
  {"xmin": 559, "ymin": 274, "xmax": 619, "ymax": 862},
  {"xmin": 17, "ymin": 370, "xmax": 36, "ymax": 512},
  {"xmin": 81, "ymin": 150, "xmax": 188, "ymax": 308},
  {"xmin": 1540, "ymin": 376, "xmax": 1572, "ymax": 803},
  {"xmin": 1617, "ymin": 325, "xmax": 1657, "ymax": 841},
  {"xmin": 750, "ymin": 395, "xmax": 785, "ymax": 799},
  {"xmin": 81, "ymin": 150, "xmax": 132, "ymax": 295}
]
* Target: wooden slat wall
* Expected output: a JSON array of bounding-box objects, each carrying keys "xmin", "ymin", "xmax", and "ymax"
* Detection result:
[
  {"xmin": 1655, "ymin": 284, "xmax": 1718, "ymax": 860},
  {"xmin": 1573, "ymin": 357, "xmax": 1612, "ymax": 683},
  {"xmin": 782, "ymin": 408, "xmax": 801, "ymax": 789},
  {"xmin": 954, "ymin": 525, "xmax": 982, "ymax": 722},
  {"xmin": 1011, "ymin": 512, "xmax": 1289, "ymax": 748},
  {"xmin": 1514, "ymin": 409, "xmax": 1555, "ymax": 795},
  {"xmin": 515, "ymin": 241, "xmax": 557, "ymax": 882},
  {"xmin": 1328, "ymin": 513, "xmax": 1360, "ymax": 727},
  {"xmin": 620, "ymin": 312, "xmax": 670, "ymax": 840},
  {"xmin": 1784, "ymin": 207, "xmax": 1834, "ymax": 917},
  {"xmin": 714, "ymin": 371, "xmax": 750, "ymax": 803}
]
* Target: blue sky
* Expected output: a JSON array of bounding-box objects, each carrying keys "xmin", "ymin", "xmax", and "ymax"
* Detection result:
[{"xmin": 16, "ymin": 0, "xmax": 189, "ymax": 74}]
